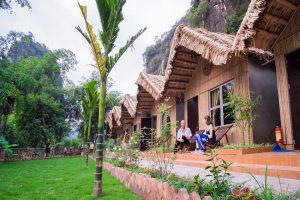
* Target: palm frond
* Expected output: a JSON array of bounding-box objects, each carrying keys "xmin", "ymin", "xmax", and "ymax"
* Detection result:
[
  {"xmin": 107, "ymin": 27, "xmax": 146, "ymax": 72},
  {"xmin": 99, "ymin": 0, "xmax": 126, "ymax": 54},
  {"xmin": 75, "ymin": 26, "xmax": 91, "ymax": 44},
  {"xmin": 77, "ymin": 2, "xmax": 105, "ymax": 72}
]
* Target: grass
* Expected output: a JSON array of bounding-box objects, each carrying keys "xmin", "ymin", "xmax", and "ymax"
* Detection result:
[
  {"xmin": 0, "ymin": 157, "xmax": 140, "ymax": 200},
  {"xmin": 218, "ymin": 143, "xmax": 273, "ymax": 150}
]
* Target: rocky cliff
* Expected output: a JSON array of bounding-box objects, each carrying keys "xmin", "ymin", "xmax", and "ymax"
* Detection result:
[{"xmin": 143, "ymin": 0, "xmax": 250, "ymax": 74}]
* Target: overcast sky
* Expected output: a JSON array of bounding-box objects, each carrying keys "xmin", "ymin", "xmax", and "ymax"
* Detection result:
[{"xmin": 0, "ymin": 0, "xmax": 191, "ymax": 95}]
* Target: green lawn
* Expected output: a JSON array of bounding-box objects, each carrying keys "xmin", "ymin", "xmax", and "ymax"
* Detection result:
[{"xmin": 0, "ymin": 157, "xmax": 140, "ymax": 200}]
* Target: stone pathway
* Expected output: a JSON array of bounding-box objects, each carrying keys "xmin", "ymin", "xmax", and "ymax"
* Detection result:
[{"xmin": 139, "ymin": 160, "xmax": 300, "ymax": 192}]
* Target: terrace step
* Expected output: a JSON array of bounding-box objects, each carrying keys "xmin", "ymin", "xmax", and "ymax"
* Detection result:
[
  {"xmin": 174, "ymin": 159, "xmax": 300, "ymax": 180},
  {"xmin": 166, "ymin": 151, "xmax": 300, "ymax": 167}
]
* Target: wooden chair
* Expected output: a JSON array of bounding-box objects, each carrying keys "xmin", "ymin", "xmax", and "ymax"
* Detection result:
[{"xmin": 206, "ymin": 124, "xmax": 233, "ymax": 149}]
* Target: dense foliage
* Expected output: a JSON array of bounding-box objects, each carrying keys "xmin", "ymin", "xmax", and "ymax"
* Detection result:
[
  {"xmin": 0, "ymin": 32, "xmax": 79, "ymax": 148},
  {"xmin": 224, "ymin": 2, "xmax": 248, "ymax": 34},
  {"xmin": 0, "ymin": 0, "xmax": 31, "ymax": 11}
]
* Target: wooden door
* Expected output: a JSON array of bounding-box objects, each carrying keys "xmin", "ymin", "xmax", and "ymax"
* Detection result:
[
  {"xmin": 140, "ymin": 117, "xmax": 152, "ymax": 150},
  {"xmin": 187, "ymin": 96, "xmax": 199, "ymax": 136}
]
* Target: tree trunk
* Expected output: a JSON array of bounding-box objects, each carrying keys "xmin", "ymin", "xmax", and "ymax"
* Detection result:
[
  {"xmin": 248, "ymin": 124, "xmax": 252, "ymax": 145},
  {"xmin": 85, "ymin": 143, "xmax": 89, "ymax": 167},
  {"xmin": 83, "ymin": 124, "xmax": 87, "ymax": 167},
  {"xmin": 92, "ymin": 76, "xmax": 107, "ymax": 197},
  {"xmin": 85, "ymin": 114, "xmax": 92, "ymax": 167}
]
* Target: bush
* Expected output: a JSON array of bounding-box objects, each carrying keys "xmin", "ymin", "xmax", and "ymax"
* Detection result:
[
  {"xmin": 193, "ymin": 150, "xmax": 233, "ymax": 199},
  {"xmin": 107, "ymin": 131, "xmax": 142, "ymax": 168},
  {"xmin": 224, "ymin": 5, "xmax": 247, "ymax": 34},
  {"xmin": 0, "ymin": 136, "xmax": 17, "ymax": 159},
  {"xmin": 188, "ymin": 0, "xmax": 209, "ymax": 27},
  {"xmin": 219, "ymin": 143, "xmax": 273, "ymax": 150}
]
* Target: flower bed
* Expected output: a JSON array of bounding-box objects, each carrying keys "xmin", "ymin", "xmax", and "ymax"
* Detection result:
[
  {"xmin": 215, "ymin": 146, "xmax": 273, "ymax": 155},
  {"xmin": 103, "ymin": 162, "xmax": 209, "ymax": 200},
  {"xmin": 216, "ymin": 144, "xmax": 273, "ymax": 155}
]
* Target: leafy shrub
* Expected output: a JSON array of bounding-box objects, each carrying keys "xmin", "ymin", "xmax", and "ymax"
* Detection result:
[
  {"xmin": 251, "ymin": 165, "xmax": 300, "ymax": 200},
  {"xmin": 224, "ymin": 5, "xmax": 247, "ymax": 34},
  {"xmin": 227, "ymin": 92, "xmax": 261, "ymax": 145},
  {"xmin": 219, "ymin": 143, "xmax": 273, "ymax": 150},
  {"xmin": 146, "ymin": 102, "xmax": 177, "ymax": 178},
  {"xmin": 188, "ymin": 0, "xmax": 209, "ymax": 27},
  {"xmin": 107, "ymin": 131, "xmax": 142, "ymax": 168},
  {"xmin": 193, "ymin": 150, "xmax": 233, "ymax": 199},
  {"xmin": 108, "ymin": 144, "xmax": 140, "ymax": 168},
  {"xmin": 0, "ymin": 136, "xmax": 17, "ymax": 159},
  {"xmin": 105, "ymin": 138, "xmax": 115, "ymax": 152}
]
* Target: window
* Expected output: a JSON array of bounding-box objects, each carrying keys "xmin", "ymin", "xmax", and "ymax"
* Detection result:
[{"xmin": 209, "ymin": 81, "xmax": 234, "ymax": 126}]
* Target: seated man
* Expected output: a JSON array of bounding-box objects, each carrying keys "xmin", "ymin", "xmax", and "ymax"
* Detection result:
[{"xmin": 174, "ymin": 120, "xmax": 192, "ymax": 153}]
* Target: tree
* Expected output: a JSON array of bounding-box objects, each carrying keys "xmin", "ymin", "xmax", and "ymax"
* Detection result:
[
  {"xmin": 80, "ymin": 80, "xmax": 99, "ymax": 167},
  {"xmin": 76, "ymin": 0, "xmax": 146, "ymax": 196},
  {"xmin": 0, "ymin": 32, "xmax": 78, "ymax": 147},
  {"xmin": 0, "ymin": 0, "xmax": 31, "ymax": 11},
  {"xmin": 227, "ymin": 92, "xmax": 261, "ymax": 145}
]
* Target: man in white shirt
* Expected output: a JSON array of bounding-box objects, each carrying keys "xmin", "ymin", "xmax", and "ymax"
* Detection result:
[{"xmin": 174, "ymin": 120, "xmax": 192, "ymax": 153}]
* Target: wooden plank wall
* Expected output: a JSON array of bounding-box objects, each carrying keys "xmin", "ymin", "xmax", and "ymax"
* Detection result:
[
  {"xmin": 273, "ymin": 7, "xmax": 300, "ymax": 148},
  {"xmin": 183, "ymin": 56, "xmax": 250, "ymax": 144}
]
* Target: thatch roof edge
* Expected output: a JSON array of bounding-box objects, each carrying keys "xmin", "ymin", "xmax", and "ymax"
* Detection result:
[
  {"xmin": 135, "ymin": 72, "xmax": 165, "ymax": 101},
  {"xmin": 232, "ymin": 0, "xmax": 267, "ymax": 52},
  {"xmin": 121, "ymin": 95, "xmax": 137, "ymax": 118}
]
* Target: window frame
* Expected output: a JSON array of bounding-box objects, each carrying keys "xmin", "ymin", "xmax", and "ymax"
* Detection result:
[{"xmin": 208, "ymin": 80, "xmax": 234, "ymax": 127}]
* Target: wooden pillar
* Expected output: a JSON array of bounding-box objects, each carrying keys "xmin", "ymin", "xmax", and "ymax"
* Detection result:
[{"xmin": 275, "ymin": 54, "xmax": 294, "ymax": 149}]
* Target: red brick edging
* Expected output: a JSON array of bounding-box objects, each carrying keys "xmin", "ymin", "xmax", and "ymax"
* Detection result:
[{"xmin": 103, "ymin": 162, "xmax": 212, "ymax": 200}]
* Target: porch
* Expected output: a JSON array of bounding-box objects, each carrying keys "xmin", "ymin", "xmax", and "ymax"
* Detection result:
[{"xmin": 140, "ymin": 150, "xmax": 300, "ymax": 180}]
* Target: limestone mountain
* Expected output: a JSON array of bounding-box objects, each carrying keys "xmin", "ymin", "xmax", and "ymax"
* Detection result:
[{"xmin": 143, "ymin": 0, "xmax": 250, "ymax": 75}]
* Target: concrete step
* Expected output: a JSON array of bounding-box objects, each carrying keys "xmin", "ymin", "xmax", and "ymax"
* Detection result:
[{"xmin": 168, "ymin": 151, "xmax": 300, "ymax": 167}]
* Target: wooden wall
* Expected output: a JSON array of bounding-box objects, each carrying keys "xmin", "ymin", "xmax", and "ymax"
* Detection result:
[
  {"xmin": 183, "ymin": 56, "xmax": 250, "ymax": 144},
  {"xmin": 273, "ymin": 7, "xmax": 300, "ymax": 148}
]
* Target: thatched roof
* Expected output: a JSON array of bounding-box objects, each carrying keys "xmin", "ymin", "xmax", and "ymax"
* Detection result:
[
  {"xmin": 120, "ymin": 95, "xmax": 137, "ymax": 125},
  {"xmin": 163, "ymin": 24, "xmax": 274, "ymax": 97},
  {"xmin": 163, "ymin": 25, "xmax": 235, "ymax": 96},
  {"xmin": 106, "ymin": 112, "xmax": 113, "ymax": 130},
  {"xmin": 168, "ymin": 24, "xmax": 234, "ymax": 67},
  {"xmin": 106, "ymin": 106, "xmax": 122, "ymax": 130},
  {"xmin": 233, "ymin": 0, "xmax": 300, "ymax": 52},
  {"xmin": 135, "ymin": 72, "xmax": 165, "ymax": 113}
]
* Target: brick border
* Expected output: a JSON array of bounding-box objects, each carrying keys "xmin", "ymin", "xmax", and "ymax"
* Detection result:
[{"xmin": 103, "ymin": 163, "xmax": 212, "ymax": 200}]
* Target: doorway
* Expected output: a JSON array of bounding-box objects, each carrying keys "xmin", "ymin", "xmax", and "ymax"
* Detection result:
[
  {"xmin": 140, "ymin": 117, "xmax": 152, "ymax": 151},
  {"xmin": 286, "ymin": 49, "xmax": 300, "ymax": 149},
  {"xmin": 187, "ymin": 96, "xmax": 199, "ymax": 135}
]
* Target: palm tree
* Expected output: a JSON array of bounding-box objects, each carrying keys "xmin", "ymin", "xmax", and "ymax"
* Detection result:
[
  {"xmin": 80, "ymin": 80, "xmax": 99, "ymax": 167},
  {"xmin": 76, "ymin": 0, "xmax": 146, "ymax": 196}
]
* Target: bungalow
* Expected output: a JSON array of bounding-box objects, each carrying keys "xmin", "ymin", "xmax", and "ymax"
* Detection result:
[
  {"xmin": 120, "ymin": 95, "xmax": 137, "ymax": 135},
  {"xmin": 135, "ymin": 72, "xmax": 167, "ymax": 149},
  {"xmin": 233, "ymin": 0, "xmax": 300, "ymax": 149},
  {"xmin": 106, "ymin": 106, "xmax": 122, "ymax": 139},
  {"xmin": 163, "ymin": 24, "xmax": 280, "ymax": 145}
]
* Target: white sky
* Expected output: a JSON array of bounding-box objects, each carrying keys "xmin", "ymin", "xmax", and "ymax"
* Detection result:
[{"xmin": 0, "ymin": 0, "xmax": 191, "ymax": 95}]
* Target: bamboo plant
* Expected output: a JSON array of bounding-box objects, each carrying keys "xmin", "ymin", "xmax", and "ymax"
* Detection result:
[{"xmin": 76, "ymin": 0, "xmax": 146, "ymax": 196}]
